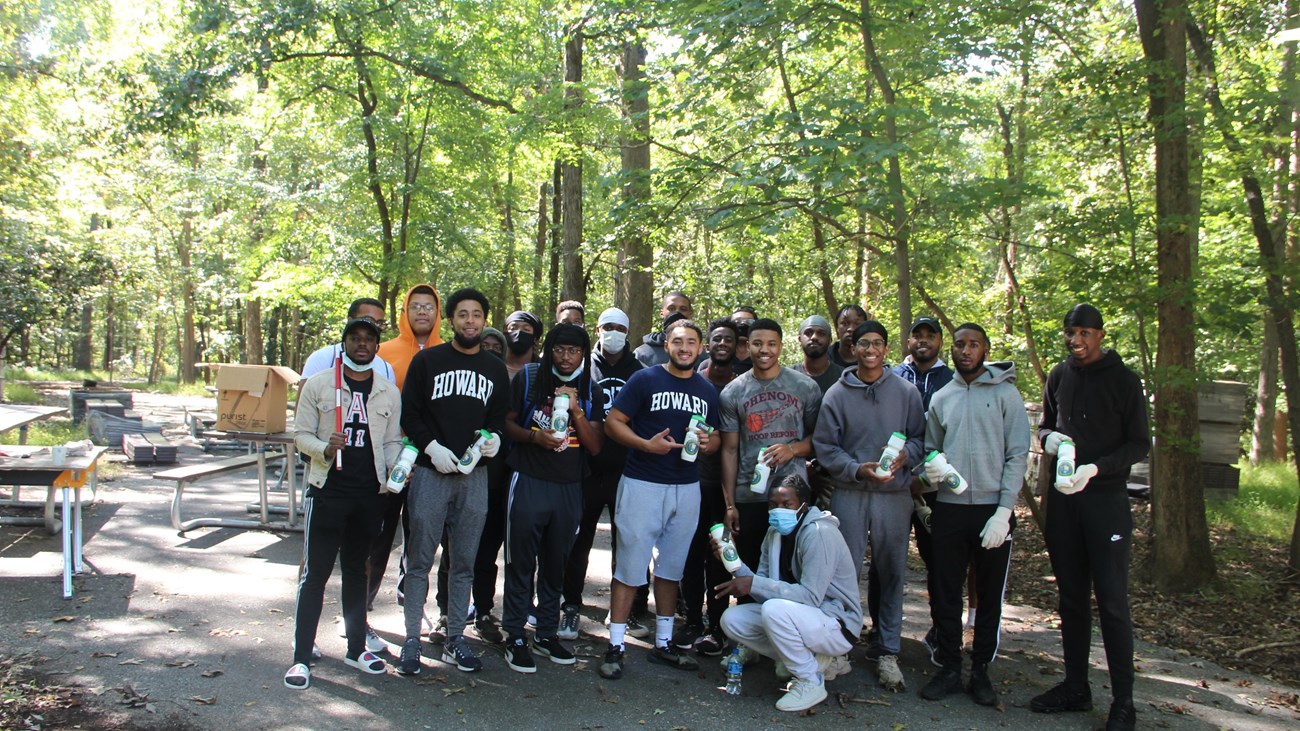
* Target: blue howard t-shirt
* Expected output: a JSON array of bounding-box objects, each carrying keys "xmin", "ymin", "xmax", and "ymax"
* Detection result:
[{"xmin": 612, "ymin": 365, "xmax": 721, "ymax": 485}]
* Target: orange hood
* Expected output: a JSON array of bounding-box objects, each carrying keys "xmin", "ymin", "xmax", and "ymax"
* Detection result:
[{"xmin": 379, "ymin": 283, "xmax": 443, "ymax": 389}]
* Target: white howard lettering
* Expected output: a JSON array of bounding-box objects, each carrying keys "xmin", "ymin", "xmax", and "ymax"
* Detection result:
[{"xmin": 430, "ymin": 370, "xmax": 496, "ymax": 405}]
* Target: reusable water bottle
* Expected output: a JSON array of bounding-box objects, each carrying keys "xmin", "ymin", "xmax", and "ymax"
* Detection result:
[
  {"xmin": 749, "ymin": 447, "xmax": 772, "ymax": 494},
  {"xmin": 1055, "ymin": 439, "xmax": 1077, "ymax": 488},
  {"xmin": 924, "ymin": 451, "xmax": 969, "ymax": 495},
  {"xmin": 456, "ymin": 429, "xmax": 492, "ymax": 474},
  {"xmin": 681, "ymin": 414, "xmax": 708, "ymax": 462},
  {"xmin": 385, "ymin": 439, "xmax": 419, "ymax": 493},
  {"xmin": 709, "ymin": 524, "xmax": 744, "ymax": 573},
  {"xmin": 725, "ymin": 647, "xmax": 743, "ymax": 696},
  {"xmin": 551, "ymin": 394, "xmax": 571, "ymax": 438},
  {"xmin": 874, "ymin": 432, "xmax": 907, "ymax": 477}
]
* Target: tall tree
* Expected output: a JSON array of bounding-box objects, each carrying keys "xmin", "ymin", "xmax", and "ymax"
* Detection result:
[{"xmin": 617, "ymin": 39, "xmax": 653, "ymax": 339}]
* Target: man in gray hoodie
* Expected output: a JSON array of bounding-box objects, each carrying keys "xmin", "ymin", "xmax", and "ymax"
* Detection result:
[
  {"xmin": 919, "ymin": 323, "xmax": 1029, "ymax": 707},
  {"xmin": 716, "ymin": 475, "xmax": 862, "ymax": 713},
  {"xmin": 812, "ymin": 319, "xmax": 925, "ymax": 691}
]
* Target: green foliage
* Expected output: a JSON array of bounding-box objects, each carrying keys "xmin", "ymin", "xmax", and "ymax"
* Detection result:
[
  {"xmin": 0, "ymin": 419, "xmax": 85, "ymax": 447},
  {"xmin": 1206, "ymin": 462, "xmax": 1300, "ymax": 542},
  {"xmin": 0, "ymin": 383, "xmax": 43, "ymax": 404}
]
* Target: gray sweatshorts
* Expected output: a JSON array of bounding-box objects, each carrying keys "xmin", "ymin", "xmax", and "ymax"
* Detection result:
[{"xmin": 612, "ymin": 476, "xmax": 700, "ymax": 585}]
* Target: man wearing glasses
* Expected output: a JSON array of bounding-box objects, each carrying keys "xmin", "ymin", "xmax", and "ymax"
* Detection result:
[
  {"xmin": 812, "ymin": 320, "xmax": 924, "ymax": 692},
  {"xmin": 300, "ymin": 298, "xmax": 396, "ymax": 384}
]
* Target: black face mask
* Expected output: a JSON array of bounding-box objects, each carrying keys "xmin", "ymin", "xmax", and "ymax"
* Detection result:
[{"xmin": 507, "ymin": 330, "xmax": 536, "ymax": 355}]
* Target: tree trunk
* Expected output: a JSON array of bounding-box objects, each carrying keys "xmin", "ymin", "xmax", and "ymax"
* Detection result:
[
  {"xmin": 549, "ymin": 161, "xmax": 561, "ymax": 320},
  {"xmin": 533, "ymin": 181, "xmax": 549, "ymax": 321},
  {"xmin": 245, "ymin": 298, "xmax": 263, "ymax": 364},
  {"xmin": 178, "ymin": 202, "xmax": 197, "ymax": 384},
  {"xmin": 1135, "ymin": 0, "xmax": 1214, "ymax": 591},
  {"xmin": 617, "ymin": 40, "xmax": 653, "ymax": 341},
  {"xmin": 560, "ymin": 32, "xmax": 585, "ymax": 304},
  {"xmin": 73, "ymin": 303, "xmax": 93, "ymax": 372},
  {"xmin": 1252, "ymin": 317, "xmax": 1279, "ymax": 463}
]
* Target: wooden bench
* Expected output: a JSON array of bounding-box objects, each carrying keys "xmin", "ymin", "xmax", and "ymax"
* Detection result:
[{"xmin": 154, "ymin": 452, "xmax": 288, "ymax": 534}]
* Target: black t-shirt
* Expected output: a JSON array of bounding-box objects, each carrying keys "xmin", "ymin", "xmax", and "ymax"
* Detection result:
[
  {"xmin": 506, "ymin": 364, "xmax": 606, "ymax": 484},
  {"xmin": 697, "ymin": 366, "xmax": 737, "ymax": 485},
  {"xmin": 319, "ymin": 374, "xmax": 378, "ymax": 497}
]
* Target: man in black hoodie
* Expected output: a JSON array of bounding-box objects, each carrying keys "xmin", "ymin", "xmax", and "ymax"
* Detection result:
[
  {"xmin": 633, "ymin": 292, "xmax": 693, "ymax": 368},
  {"xmin": 1030, "ymin": 304, "xmax": 1149, "ymax": 731}
]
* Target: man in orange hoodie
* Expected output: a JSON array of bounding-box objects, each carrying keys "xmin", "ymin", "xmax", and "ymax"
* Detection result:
[{"xmin": 367, "ymin": 284, "xmax": 443, "ymax": 616}]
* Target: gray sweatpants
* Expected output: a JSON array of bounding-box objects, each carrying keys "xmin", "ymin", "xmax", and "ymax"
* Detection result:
[
  {"xmin": 403, "ymin": 465, "xmax": 488, "ymax": 640},
  {"xmin": 830, "ymin": 488, "xmax": 913, "ymax": 654}
]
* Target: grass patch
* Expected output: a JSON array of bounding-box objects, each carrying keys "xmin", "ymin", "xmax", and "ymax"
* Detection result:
[
  {"xmin": 146, "ymin": 380, "xmax": 214, "ymax": 397},
  {"xmin": 3, "ymin": 367, "xmax": 108, "ymax": 382},
  {"xmin": 0, "ymin": 419, "xmax": 86, "ymax": 447},
  {"xmin": 1206, "ymin": 462, "xmax": 1299, "ymax": 541},
  {"xmin": 1, "ymin": 383, "xmax": 44, "ymax": 404}
]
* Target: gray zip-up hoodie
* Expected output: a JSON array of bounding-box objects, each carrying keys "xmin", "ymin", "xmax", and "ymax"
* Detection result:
[
  {"xmin": 924, "ymin": 361, "xmax": 1030, "ymax": 509},
  {"xmin": 812, "ymin": 367, "xmax": 925, "ymax": 492},
  {"xmin": 734, "ymin": 506, "xmax": 863, "ymax": 637}
]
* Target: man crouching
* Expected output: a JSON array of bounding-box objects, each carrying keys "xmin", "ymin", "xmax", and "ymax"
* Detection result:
[{"xmin": 714, "ymin": 475, "xmax": 861, "ymax": 712}]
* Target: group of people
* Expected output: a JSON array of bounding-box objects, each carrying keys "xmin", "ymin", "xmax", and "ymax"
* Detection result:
[{"xmin": 284, "ymin": 286, "xmax": 1149, "ymax": 731}]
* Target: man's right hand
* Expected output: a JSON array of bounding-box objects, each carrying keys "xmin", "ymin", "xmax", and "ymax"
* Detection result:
[
  {"xmin": 1044, "ymin": 432, "xmax": 1069, "ymax": 455},
  {"xmin": 323, "ymin": 431, "xmax": 347, "ymax": 460},
  {"xmin": 424, "ymin": 440, "xmax": 460, "ymax": 474},
  {"xmin": 641, "ymin": 427, "xmax": 682, "ymax": 455}
]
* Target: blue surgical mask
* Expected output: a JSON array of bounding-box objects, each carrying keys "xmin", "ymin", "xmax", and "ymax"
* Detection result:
[{"xmin": 768, "ymin": 507, "xmax": 803, "ymax": 536}]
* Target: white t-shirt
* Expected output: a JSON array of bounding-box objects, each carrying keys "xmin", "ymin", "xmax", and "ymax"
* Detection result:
[{"xmin": 301, "ymin": 344, "xmax": 396, "ymax": 384}]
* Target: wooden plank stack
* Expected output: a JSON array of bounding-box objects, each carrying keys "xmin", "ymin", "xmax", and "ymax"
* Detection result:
[
  {"xmin": 1198, "ymin": 381, "xmax": 1248, "ymax": 498},
  {"xmin": 68, "ymin": 389, "xmax": 133, "ymax": 424},
  {"xmin": 123, "ymin": 433, "xmax": 178, "ymax": 464}
]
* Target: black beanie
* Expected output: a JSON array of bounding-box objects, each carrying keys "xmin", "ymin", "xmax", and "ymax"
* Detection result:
[
  {"xmin": 852, "ymin": 320, "xmax": 889, "ymax": 344},
  {"xmin": 1063, "ymin": 304, "xmax": 1104, "ymax": 330}
]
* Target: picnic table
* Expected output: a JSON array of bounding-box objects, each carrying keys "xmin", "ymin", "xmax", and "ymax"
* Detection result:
[
  {"xmin": 0, "ymin": 445, "xmax": 108, "ymax": 599},
  {"xmin": 154, "ymin": 430, "xmax": 302, "ymax": 534},
  {"xmin": 0, "ymin": 404, "xmax": 67, "ymax": 445}
]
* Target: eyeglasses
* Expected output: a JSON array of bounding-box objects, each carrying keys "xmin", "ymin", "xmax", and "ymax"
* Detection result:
[
  {"xmin": 407, "ymin": 303, "xmax": 436, "ymax": 314},
  {"xmin": 855, "ymin": 339, "xmax": 887, "ymax": 351},
  {"xmin": 551, "ymin": 345, "xmax": 584, "ymax": 358}
]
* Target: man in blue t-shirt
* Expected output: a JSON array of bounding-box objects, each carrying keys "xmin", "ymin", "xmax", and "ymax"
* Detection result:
[{"xmin": 598, "ymin": 318, "xmax": 721, "ymax": 681}]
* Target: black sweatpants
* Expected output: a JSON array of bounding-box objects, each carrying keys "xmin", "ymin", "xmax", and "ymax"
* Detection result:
[
  {"xmin": 1045, "ymin": 487, "xmax": 1134, "ymax": 701},
  {"xmin": 562, "ymin": 466, "xmax": 620, "ymax": 608},
  {"xmin": 929, "ymin": 501, "xmax": 1013, "ymax": 669},
  {"xmin": 365, "ymin": 489, "xmax": 408, "ymax": 610},
  {"xmin": 503, "ymin": 472, "xmax": 582, "ymax": 640},
  {"xmin": 733, "ymin": 501, "xmax": 770, "ymax": 569},
  {"xmin": 679, "ymin": 479, "xmax": 730, "ymax": 627},
  {"xmin": 295, "ymin": 490, "xmax": 384, "ymax": 665}
]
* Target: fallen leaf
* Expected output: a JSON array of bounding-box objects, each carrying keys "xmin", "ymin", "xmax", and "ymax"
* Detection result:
[
  {"xmin": 201, "ymin": 670, "xmax": 224, "ymax": 678},
  {"xmin": 91, "ymin": 652, "xmax": 119, "ymax": 658},
  {"xmin": 167, "ymin": 660, "xmax": 196, "ymax": 668},
  {"xmin": 118, "ymin": 659, "xmax": 144, "ymax": 665},
  {"xmin": 441, "ymin": 687, "xmax": 466, "ymax": 697},
  {"xmin": 190, "ymin": 696, "xmax": 217, "ymax": 705},
  {"xmin": 53, "ymin": 616, "xmax": 76, "ymax": 623}
]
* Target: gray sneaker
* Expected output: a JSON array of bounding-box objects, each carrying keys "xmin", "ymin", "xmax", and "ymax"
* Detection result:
[{"xmin": 557, "ymin": 605, "xmax": 580, "ymax": 640}]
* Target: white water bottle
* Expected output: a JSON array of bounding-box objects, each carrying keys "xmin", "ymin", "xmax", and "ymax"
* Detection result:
[
  {"xmin": 1055, "ymin": 439, "xmax": 1077, "ymax": 488},
  {"xmin": 749, "ymin": 447, "xmax": 772, "ymax": 494},
  {"xmin": 710, "ymin": 524, "xmax": 744, "ymax": 573},
  {"xmin": 681, "ymin": 414, "xmax": 707, "ymax": 462},
  {"xmin": 551, "ymin": 394, "xmax": 571, "ymax": 438},
  {"xmin": 457, "ymin": 429, "xmax": 491, "ymax": 474},
  {"xmin": 386, "ymin": 439, "xmax": 419, "ymax": 493},
  {"xmin": 874, "ymin": 432, "xmax": 907, "ymax": 478},
  {"xmin": 924, "ymin": 451, "xmax": 968, "ymax": 495}
]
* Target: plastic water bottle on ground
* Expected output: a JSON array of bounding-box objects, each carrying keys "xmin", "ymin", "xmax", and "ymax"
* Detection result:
[{"xmin": 725, "ymin": 647, "xmax": 743, "ymax": 695}]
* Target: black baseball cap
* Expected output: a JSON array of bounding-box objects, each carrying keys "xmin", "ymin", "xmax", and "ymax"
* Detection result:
[
  {"xmin": 909, "ymin": 316, "xmax": 941, "ymax": 334},
  {"xmin": 342, "ymin": 317, "xmax": 382, "ymax": 341}
]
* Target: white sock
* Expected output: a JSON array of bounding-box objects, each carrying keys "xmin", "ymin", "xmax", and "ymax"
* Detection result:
[
  {"xmin": 965, "ymin": 607, "xmax": 977, "ymax": 628},
  {"xmin": 656, "ymin": 615, "xmax": 674, "ymax": 649},
  {"xmin": 609, "ymin": 622, "xmax": 626, "ymax": 649}
]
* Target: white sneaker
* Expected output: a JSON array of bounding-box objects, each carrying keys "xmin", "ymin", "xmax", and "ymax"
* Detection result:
[
  {"xmin": 877, "ymin": 654, "xmax": 906, "ymax": 692},
  {"xmin": 775, "ymin": 676, "xmax": 828, "ymax": 712},
  {"xmin": 365, "ymin": 626, "xmax": 387, "ymax": 654},
  {"xmin": 817, "ymin": 653, "xmax": 851, "ymax": 682}
]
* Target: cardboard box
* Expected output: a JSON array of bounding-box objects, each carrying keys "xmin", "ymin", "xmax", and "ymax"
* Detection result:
[{"xmin": 214, "ymin": 365, "xmax": 300, "ymax": 433}]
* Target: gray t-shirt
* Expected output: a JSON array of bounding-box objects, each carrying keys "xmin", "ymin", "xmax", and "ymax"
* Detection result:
[{"xmin": 720, "ymin": 367, "xmax": 823, "ymax": 503}]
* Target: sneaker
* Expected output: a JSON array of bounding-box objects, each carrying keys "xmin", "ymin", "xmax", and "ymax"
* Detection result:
[
  {"xmin": 598, "ymin": 642, "xmax": 625, "ymax": 680},
  {"xmin": 719, "ymin": 644, "xmax": 758, "ymax": 669},
  {"xmin": 817, "ymin": 653, "xmax": 851, "ymax": 682},
  {"xmin": 1106, "ymin": 699, "xmax": 1136, "ymax": 731},
  {"xmin": 863, "ymin": 628, "xmax": 886, "ymax": 660},
  {"xmin": 877, "ymin": 654, "xmax": 906, "ymax": 692},
  {"xmin": 473, "ymin": 614, "xmax": 504, "ymax": 644},
  {"xmin": 921, "ymin": 626, "xmax": 940, "ymax": 668},
  {"xmin": 1030, "ymin": 682, "xmax": 1093, "ymax": 713},
  {"xmin": 441, "ymin": 636, "xmax": 483, "ymax": 673},
  {"xmin": 920, "ymin": 667, "xmax": 963, "ymax": 701},
  {"xmin": 695, "ymin": 629, "xmax": 726, "ymax": 657},
  {"xmin": 398, "ymin": 637, "xmax": 422, "ymax": 676},
  {"xmin": 344, "ymin": 650, "xmax": 387, "ymax": 675},
  {"xmin": 504, "ymin": 636, "xmax": 537, "ymax": 674},
  {"xmin": 557, "ymin": 605, "xmax": 580, "ymax": 640},
  {"xmin": 648, "ymin": 644, "xmax": 699, "ymax": 671},
  {"xmin": 365, "ymin": 626, "xmax": 387, "ymax": 654},
  {"xmin": 293, "ymin": 641, "xmax": 323, "ymax": 663},
  {"xmin": 775, "ymin": 676, "xmax": 828, "ymax": 712},
  {"xmin": 533, "ymin": 636, "xmax": 576, "ymax": 665},
  {"xmin": 283, "ymin": 662, "xmax": 311, "ymax": 689},
  {"xmin": 428, "ymin": 615, "xmax": 448, "ymax": 644},
  {"xmin": 968, "ymin": 662, "xmax": 996, "ymax": 706},
  {"xmin": 626, "ymin": 615, "xmax": 650, "ymax": 639},
  {"xmin": 672, "ymin": 622, "xmax": 705, "ymax": 650}
]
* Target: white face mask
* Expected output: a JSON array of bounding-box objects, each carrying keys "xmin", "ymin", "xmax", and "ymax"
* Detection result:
[
  {"xmin": 342, "ymin": 353, "xmax": 375, "ymax": 372},
  {"xmin": 599, "ymin": 329, "xmax": 627, "ymax": 354}
]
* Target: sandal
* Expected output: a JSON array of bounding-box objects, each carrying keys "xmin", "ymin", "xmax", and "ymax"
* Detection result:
[
  {"xmin": 344, "ymin": 650, "xmax": 386, "ymax": 674},
  {"xmin": 283, "ymin": 662, "xmax": 311, "ymax": 689}
]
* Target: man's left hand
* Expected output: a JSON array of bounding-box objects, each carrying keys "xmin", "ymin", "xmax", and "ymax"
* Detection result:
[
  {"xmin": 979, "ymin": 506, "xmax": 1013, "ymax": 549},
  {"xmin": 481, "ymin": 433, "xmax": 501, "ymax": 458},
  {"xmin": 763, "ymin": 442, "xmax": 795, "ymax": 468}
]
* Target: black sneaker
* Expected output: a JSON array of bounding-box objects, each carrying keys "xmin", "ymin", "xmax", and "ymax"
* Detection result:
[
  {"xmin": 441, "ymin": 636, "xmax": 482, "ymax": 673},
  {"xmin": 533, "ymin": 635, "xmax": 576, "ymax": 665},
  {"xmin": 695, "ymin": 628, "xmax": 726, "ymax": 657},
  {"xmin": 428, "ymin": 615, "xmax": 448, "ymax": 644},
  {"xmin": 920, "ymin": 667, "xmax": 963, "ymax": 701},
  {"xmin": 1030, "ymin": 682, "xmax": 1093, "ymax": 713},
  {"xmin": 968, "ymin": 662, "xmax": 997, "ymax": 706},
  {"xmin": 672, "ymin": 622, "xmax": 705, "ymax": 650},
  {"xmin": 397, "ymin": 637, "xmax": 422, "ymax": 676},
  {"xmin": 598, "ymin": 643, "xmax": 624, "ymax": 680},
  {"xmin": 647, "ymin": 644, "xmax": 699, "ymax": 671},
  {"xmin": 625, "ymin": 614, "xmax": 650, "ymax": 639},
  {"xmin": 862, "ymin": 628, "xmax": 886, "ymax": 660},
  {"xmin": 1106, "ymin": 699, "xmax": 1136, "ymax": 731},
  {"xmin": 504, "ymin": 636, "xmax": 537, "ymax": 674},
  {"xmin": 474, "ymin": 614, "xmax": 504, "ymax": 644}
]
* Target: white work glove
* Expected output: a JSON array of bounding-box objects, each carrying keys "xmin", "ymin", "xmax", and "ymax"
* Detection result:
[
  {"xmin": 1043, "ymin": 432, "xmax": 1069, "ymax": 455},
  {"xmin": 480, "ymin": 433, "xmax": 501, "ymax": 459},
  {"xmin": 424, "ymin": 440, "xmax": 460, "ymax": 474},
  {"xmin": 924, "ymin": 455, "xmax": 947, "ymax": 487},
  {"xmin": 913, "ymin": 498, "xmax": 932, "ymax": 533},
  {"xmin": 979, "ymin": 506, "xmax": 1013, "ymax": 549},
  {"xmin": 1055, "ymin": 463, "xmax": 1098, "ymax": 495}
]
